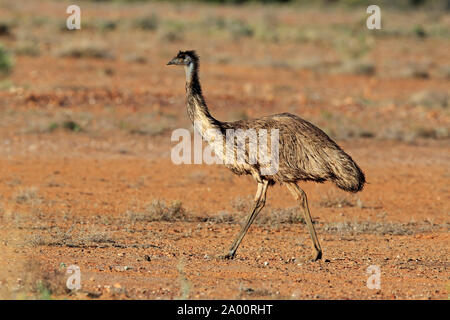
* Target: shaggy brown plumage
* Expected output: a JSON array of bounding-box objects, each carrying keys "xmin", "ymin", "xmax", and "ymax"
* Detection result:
[{"xmin": 168, "ymin": 50, "xmax": 365, "ymax": 261}]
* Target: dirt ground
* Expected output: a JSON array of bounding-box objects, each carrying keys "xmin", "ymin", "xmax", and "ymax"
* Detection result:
[{"xmin": 0, "ymin": 1, "xmax": 448, "ymax": 300}]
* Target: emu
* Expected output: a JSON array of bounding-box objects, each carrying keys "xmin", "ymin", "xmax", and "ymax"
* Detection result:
[{"xmin": 167, "ymin": 50, "xmax": 365, "ymax": 261}]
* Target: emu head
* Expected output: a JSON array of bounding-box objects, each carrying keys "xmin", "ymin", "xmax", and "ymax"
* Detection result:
[
  {"xmin": 167, "ymin": 50, "xmax": 198, "ymax": 66},
  {"xmin": 167, "ymin": 50, "xmax": 199, "ymax": 80}
]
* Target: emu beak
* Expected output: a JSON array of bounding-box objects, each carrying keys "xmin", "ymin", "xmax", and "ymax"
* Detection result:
[{"xmin": 167, "ymin": 58, "xmax": 177, "ymax": 65}]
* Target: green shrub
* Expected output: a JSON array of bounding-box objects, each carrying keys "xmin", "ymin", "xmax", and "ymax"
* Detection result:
[
  {"xmin": 98, "ymin": 19, "xmax": 117, "ymax": 31},
  {"xmin": 62, "ymin": 121, "xmax": 82, "ymax": 132},
  {"xmin": 127, "ymin": 200, "xmax": 188, "ymax": 222},
  {"xmin": 0, "ymin": 44, "xmax": 13, "ymax": 75},
  {"xmin": 14, "ymin": 42, "xmax": 40, "ymax": 57},
  {"xmin": 228, "ymin": 20, "xmax": 254, "ymax": 39},
  {"xmin": 58, "ymin": 43, "xmax": 114, "ymax": 59},
  {"xmin": 135, "ymin": 14, "xmax": 159, "ymax": 31}
]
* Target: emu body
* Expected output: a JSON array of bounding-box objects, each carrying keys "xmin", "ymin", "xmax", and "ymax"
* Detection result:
[{"xmin": 168, "ymin": 51, "xmax": 365, "ymax": 260}]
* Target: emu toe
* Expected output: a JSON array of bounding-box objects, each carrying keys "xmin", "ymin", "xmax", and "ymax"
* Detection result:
[
  {"xmin": 312, "ymin": 250, "xmax": 322, "ymax": 262},
  {"xmin": 221, "ymin": 251, "xmax": 236, "ymax": 260}
]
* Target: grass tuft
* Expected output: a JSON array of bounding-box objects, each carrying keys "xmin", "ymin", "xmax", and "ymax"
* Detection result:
[
  {"xmin": 57, "ymin": 43, "xmax": 114, "ymax": 60},
  {"xmin": 135, "ymin": 15, "xmax": 159, "ymax": 31},
  {"xmin": 15, "ymin": 187, "xmax": 40, "ymax": 205},
  {"xmin": 128, "ymin": 200, "xmax": 188, "ymax": 222},
  {"xmin": 323, "ymin": 221, "xmax": 442, "ymax": 236},
  {"xmin": 320, "ymin": 191, "xmax": 355, "ymax": 208}
]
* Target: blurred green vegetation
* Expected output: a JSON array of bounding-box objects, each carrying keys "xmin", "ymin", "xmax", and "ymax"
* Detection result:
[{"xmin": 0, "ymin": 44, "xmax": 13, "ymax": 75}]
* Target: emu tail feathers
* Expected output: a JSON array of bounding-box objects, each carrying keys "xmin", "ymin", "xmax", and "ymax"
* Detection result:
[{"xmin": 330, "ymin": 151, "xmax": 365, "ymax": 193}]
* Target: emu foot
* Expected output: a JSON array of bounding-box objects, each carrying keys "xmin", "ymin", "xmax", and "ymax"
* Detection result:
[
  {"xmin": 311, "ymin": 250, "xmax": 322, "ymax": 262},
  {"xmin": 216, "ymin": 251, "xmax": 235, "ymax": 260}
]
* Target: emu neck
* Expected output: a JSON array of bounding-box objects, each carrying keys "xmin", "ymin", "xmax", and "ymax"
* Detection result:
[{"xmin": 184, "ymin": 62, "xmax": 220, "ymax": 130}]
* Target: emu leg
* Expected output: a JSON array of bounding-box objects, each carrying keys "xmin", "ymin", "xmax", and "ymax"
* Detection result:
[
  {"xmin": 286, "ymin": 183, "xmax": 322, "ymax": 261},
  {"xmin": 223, "ymin": 180, "xmax": 269, "ymax": 259}
]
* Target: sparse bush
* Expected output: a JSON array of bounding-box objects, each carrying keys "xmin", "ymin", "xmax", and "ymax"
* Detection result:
[
  {"xmin": 401, "ymin": 65, "xmax": 429, "ymax": 79},
  {"xmin": 238, "ymin": 285, "xmax": 273, "ymax": 298},
  {"xmin": 212, "ymin": 197, "xmax": 305, "ymax": 227},
  {"xmin": 335, "ymin": 60, "xmax": 376, "ymax": 76},
  {"xmin": 25, "ymin": 261, "xmax": 69, "ymax": 298},
  {"xmin": 125, "ymin": 113, "xmax": 176, "ymax": 136},
  {"xmin": 15, "ymin": 187, "xmax": 40, "ymax": 205},
  {"xmin": 31, "ymin": 17, "xmax": 48, "ymax": 28},
  {"xmin": 228, "ymin": 19, "xmax": 254, "ymax": 39},
  {"xmin": 335, "ymin": 32, "xmax": 373, "ymax": 59},
  {"xmin": 414, "ymin": 25, "xmax": 427, "ymax": 38},
  {"xmin": 14, "ymin": 42, "xmax": 40, "ymax": 57},
  {"xmin": 0, "ymin": 43, "xmax": 13, "ymax": 75},
  {"xmin": 409, "ymin": 90, "xmax": 448, "ymax": 108},
  {"xmin": 209, "ymin": 211, "xmax": 238, "ymax": 223},
  {"xmin": 323, "ymin": 221, "xmax": 440, "ymax": 236},
  {"xmin": 202, "ymin": 15, "xmax": 226, "ymax": 30},
  {"xmin": 135, "ymin": 15, "xmax": 159, "ymax": 31},
  {"xmin": 62, "ymin": 120, "xmax": 82, "ymax": 132},
  {"xmin": 125, "ymin": 53, "xmax": 147, "ymax": 64},
  {"xmin": 128, "ymin": 200, "xmax": 188, "ymax": 222},
  {"xmin": 29, "ymin": 226, "xmax": 115, "ymax": 248},
  {"xmin": 231, "ymin": 196, "xmax": 252, "ymax": 212},
  {"xmin": 57, "ymin": 43, "xmax": 114, "ymax": 59},
  {"xmin": 98, "ymin": 19, "xmax": 117, "ymax": 32},
  {"xmin": 256, "ymin": 207, "xmax": 305, "ymax": 226},
  {"xmin": 128, "ymin": 123, "xmax": 168, "ymax": 135},
  {"xmin": 159, "ymin": 30, "xmax": 183, "ymax": 42},
  {"xmin": 84, "ymin": 231, "xmax": 115, "ymax": 244},
  {"xmin": 48, "ymin": 122, "xmax": 59, "ymax": 132},
  {"xmin": 410, "ymin": 126, "xmax": 449, "ymax": 140},
  {"xmin": 28, "ymin": 234, "xmax": 50, "ymax": 247},
  {"xmin": 159, "ymin": 20, "xmax": 184, "ymax": 42},
  {"xmin": 320, "ymin": 191, "xmax": 355, "ymax": 208}
]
